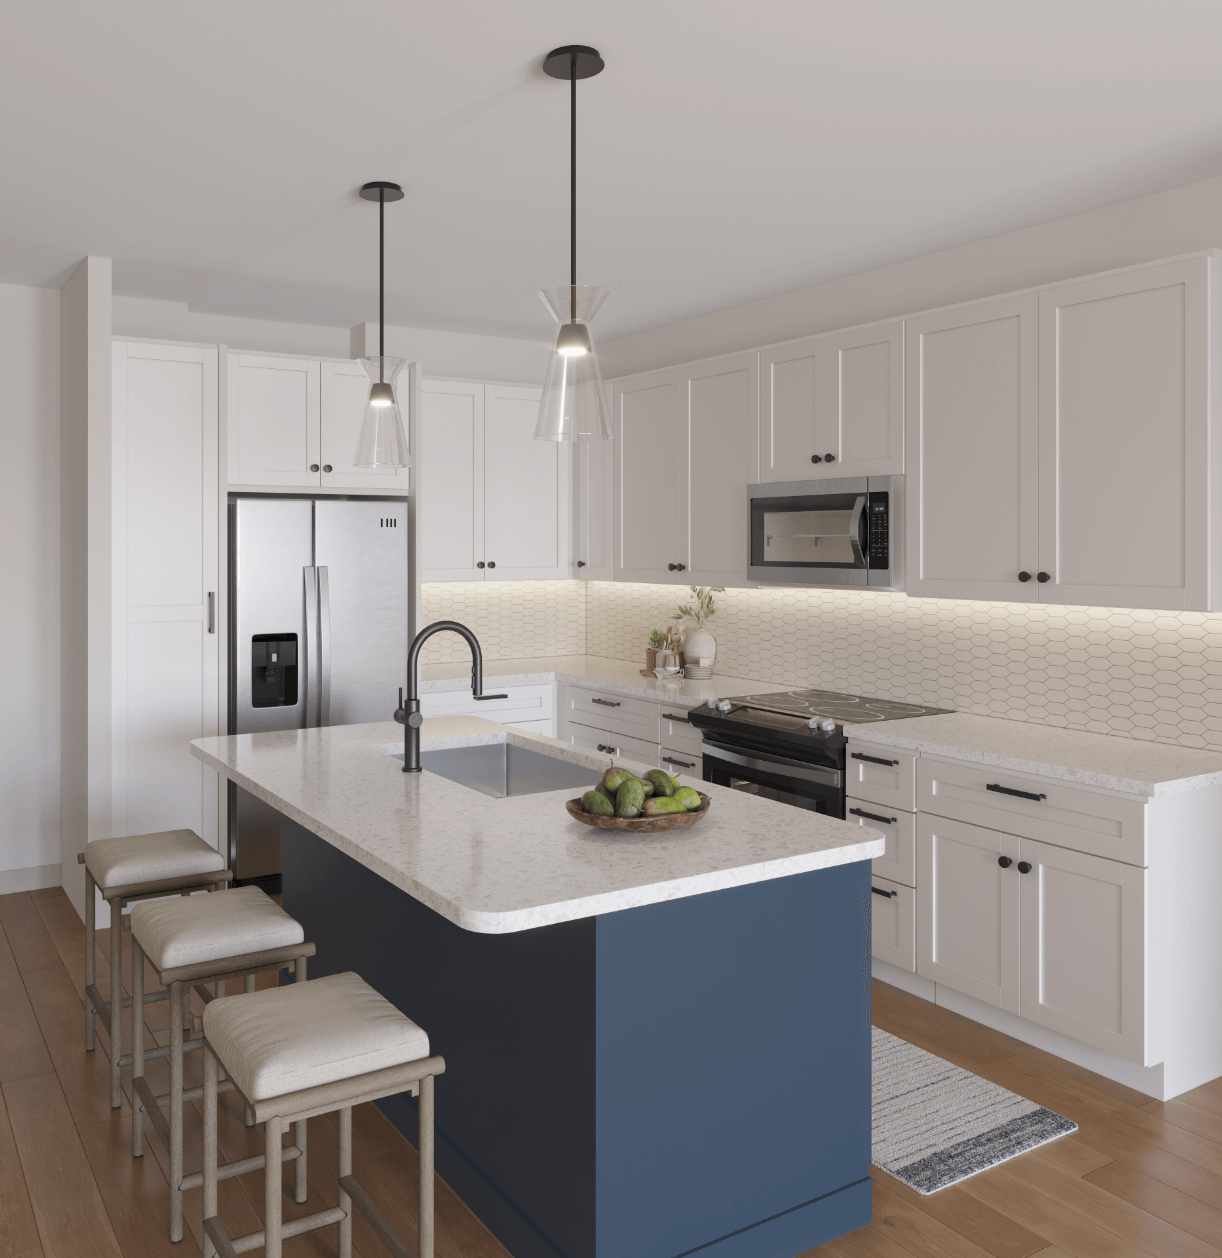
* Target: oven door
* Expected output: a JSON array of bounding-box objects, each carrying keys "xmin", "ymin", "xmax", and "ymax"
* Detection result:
[{"xmin": 701, "ymin": 739, "xmax": 843, "ymax": 818}]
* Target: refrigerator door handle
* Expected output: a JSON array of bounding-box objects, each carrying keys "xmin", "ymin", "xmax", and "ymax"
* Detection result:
[
  {"xmin": 303, "ymin": 566, "xmax": 319, "ymax": 728},
  {"xmin": 318, "ymin": 566, "xmax": 331, "ymax": 727}
]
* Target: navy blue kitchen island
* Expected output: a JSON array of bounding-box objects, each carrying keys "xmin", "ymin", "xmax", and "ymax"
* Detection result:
[{"xmin": 280, "ymin": 816, "xmax": 873, "ymax": 1258}]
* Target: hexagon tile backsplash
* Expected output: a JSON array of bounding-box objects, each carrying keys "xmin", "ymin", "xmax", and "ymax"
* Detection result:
[{"xmin": 423, "ymin": 579, "xmax": 1222, "ymax": 754}]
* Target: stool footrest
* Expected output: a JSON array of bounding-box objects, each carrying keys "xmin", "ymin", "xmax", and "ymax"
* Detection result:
[
  {"xmin": 134, "ymin": 1077, "xmax": 171, "ymax": 1147},
  {"xmin": 340, "ymin": 1174, "xmax": 413, "ymax": 1258},
  {"xmin": 119, "ymin": 1035, "xmax": 202, "ymax": 1069},
  {"xmin": 180, "ymin": 1142, "xmax": 301, "ymax": 1193},
  {"xmin": 207, "ymin": 1205, "xmax": 347, "ymax": 1255},
  {"xmin": 86, "ymin": 983, "xmax": 170, "ymax": 1017}
]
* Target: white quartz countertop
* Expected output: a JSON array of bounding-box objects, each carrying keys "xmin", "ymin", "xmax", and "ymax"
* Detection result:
[
  {"xmin": 420, "ymin": 655, "xmax": 793, "ymax": 708},
  {"xmin": 191, "ymin": 718, "xmax": 883, "ymax": 934},
  {"xmin": 844, "ymin": 712, "xmax": 1222, "ymax": 797}
]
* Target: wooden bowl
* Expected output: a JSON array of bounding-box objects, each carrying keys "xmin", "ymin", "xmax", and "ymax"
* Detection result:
[{"xmin": 565, "ymin": 792, "xmax": 712, "ymax": 833}]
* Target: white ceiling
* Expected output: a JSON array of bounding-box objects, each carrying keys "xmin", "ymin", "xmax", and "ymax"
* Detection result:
[{"xmin": 5, "ymin": 0, "xmax": 1222, "ymax": 342}]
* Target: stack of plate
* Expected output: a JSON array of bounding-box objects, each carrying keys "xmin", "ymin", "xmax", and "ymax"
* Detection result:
[{"xmin": 684, "ymin": 665, "xmax": 713, "ymax": 679}]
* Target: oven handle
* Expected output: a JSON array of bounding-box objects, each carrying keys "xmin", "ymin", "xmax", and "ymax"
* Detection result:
[
  {"xmin": 701, "ymin": 741, "xmax": 842, "ymax": 787},
  {"xmin": 850, "ymin": 494, "xmax": 866, "ymax": 567}
]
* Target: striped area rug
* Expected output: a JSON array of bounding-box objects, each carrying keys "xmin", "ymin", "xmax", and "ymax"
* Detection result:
[{"xmin": 872, "ymin": 1028, "xmax": 1077, "ymax": 1194}]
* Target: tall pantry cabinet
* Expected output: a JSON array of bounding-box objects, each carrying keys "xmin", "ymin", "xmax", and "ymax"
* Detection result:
[{"xmin": 111, "ymin": 341, "xmax": 222, "ymax": 851}]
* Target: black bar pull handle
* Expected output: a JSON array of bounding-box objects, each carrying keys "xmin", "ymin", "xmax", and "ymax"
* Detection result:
[
  {"xmin": 850, "ymin": 807, "xmax": 897, "ymax": 825},
  {"xmin": 871, "ymin": 886, "xmax": 898, "ymax": 899},
  {"xmin": 473, "ymin": 693, "xmax": 509, "ymax": 701},
  {"xmin": 851, "ymin": 751, "xmax": 899, "ymax": 767},
  {"xmin": 662, "ymin": 712, "xmax": 690, "ymax": 724},
  {"xmin": 591, "ymin": 698, "xmax": 621, "ymax": 708},
  {"xmin": 986, "ymin": 783, "xmax": 1047, "ymax": 802},
  {"xmin": 662, "ymin": 756, "xmax": 695, "ymax": 768}
]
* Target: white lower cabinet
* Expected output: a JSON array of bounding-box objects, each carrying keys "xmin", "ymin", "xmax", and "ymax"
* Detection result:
[
  {"xmin": 1019, "ymin": 838, "xmax": 1146, "ymax": 1061},
  {"xmin": 848, "ymin": 798, "xmax": 915, "ymax": 888},
  {"xmin": 917, "ymin": 814, "xmax": 1021, "ymax": 1014},
  {"xmin": 871, "ymin": 876, "xmax": 915, "ymax": 972},
  {"xmin": 660, "ymin": 748, "xmax": 702, "ymax": 778},
  {"xmin": 565, "ymin": 724, "xmax": 660, "ymax": 767},
  {"xmin": 419, "ymin": 685, "xmax": 556, "ymax": 738}
]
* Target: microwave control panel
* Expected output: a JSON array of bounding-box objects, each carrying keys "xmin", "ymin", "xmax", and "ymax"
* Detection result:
[{"xmin": 866, "ymin": 492, "xmax": 889, "ymax": 568}]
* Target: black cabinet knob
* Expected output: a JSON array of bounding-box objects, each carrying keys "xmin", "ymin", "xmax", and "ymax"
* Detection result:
[
  {"xmin": 824, "ymin": 453, "xmax": 835, "ymax": 463},
  {"xmin": 323, "ymin": 464, "xmax": 332, "ymax": 473},
  {"xmin": 1018, "ymin": 571, "xmax": 1031, "ymax": 582},
  {"xmin": 677, "ymin": 563, "xmax": 686, "ymax": 572},
  {"xmin": 1017, "ymin": 861, "xmax": 1033, "ymax": 874},
  {"xmin": 577, "ymin": 560, "xmax": 586, "ymax": 568},
  {"xmin": 477, "ymin": 561, "xmax": 485, "ymax": 569},
  {"xmin": 668, "ymin": 563, "xmax": 677, "ymax": 571},
  {"xmin": 310, "ymin": 464, "xmax": 320, "ymax": 472},
  {"xmin": 487, "ymin": 561, "xmax": 496, "ymax": 569},
  {"xmin": 811, "ymin": 454, "xmax": 822, "ymax": 463},
  {"xmin": 1037, "ymin": 572, "xmax": 1050, "ymax": 583},
  {"xmin": 998, "ymin": 856, "xmax": 1013, "ymax": 868}
]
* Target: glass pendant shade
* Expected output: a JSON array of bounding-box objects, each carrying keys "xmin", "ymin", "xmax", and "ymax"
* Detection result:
[
  {"xmin": 354, "ymin": 356, "xmax": 410, "ymax": 468},
  {"xmin": 534, "ymin": 285, "xmax": 612, "ymax": 441}
]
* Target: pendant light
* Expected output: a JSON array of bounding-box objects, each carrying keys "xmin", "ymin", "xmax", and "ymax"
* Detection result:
[
  {"xmin": 354, "ymin": 180, "xmax": 410, "ymax": 468},
  {"xmin": 534, "ymin": 45, "xmax": 613, "ymax": 442}
]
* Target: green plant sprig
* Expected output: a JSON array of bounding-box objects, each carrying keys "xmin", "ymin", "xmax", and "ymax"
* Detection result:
[{"xmin": 672, "ymin": 586, "xmax": 725, "ymax": 629}]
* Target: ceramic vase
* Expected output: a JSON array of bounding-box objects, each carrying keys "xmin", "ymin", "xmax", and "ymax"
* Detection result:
[{"xmin": 681, "ymin": 624, "xmax": 718, "ymax": 669}]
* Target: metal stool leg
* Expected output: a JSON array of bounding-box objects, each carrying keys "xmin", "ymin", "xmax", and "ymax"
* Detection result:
[
  {"xmin": 337, "ymin": 1107, "xmax": 352, "ymax": 1258},
  {"xmin": 132, "ymin": 937, "xmax": 145, "ymax": 1157},
  {"xmin": 420, "ymin": 1073, "xmax": 435, "ymax": 1258},
  {"xmin": 109, "ymin": 894, "xmax": 123, "ymax": 1109},
  {"xmin": 202, "ymin": 1046, "xmax": 218, "ymax": 1258},
  {"xmin": 84, "ymin": 868, "xmax": 96, "ymax": 1051},
  {"xmin": 169, "ymin": 979, "xmax": 185, "ymax": 1242},
  {"xmin": 265, "ymin": 1116, "xmax": 284, "ymax": 1258}
]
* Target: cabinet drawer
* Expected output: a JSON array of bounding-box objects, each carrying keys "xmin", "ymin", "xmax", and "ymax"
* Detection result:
[
  {"xmin": 660, "ymin": 748, "xmax": 702, "ymax": 780},
  {"xmin": 420, "ymin": 684, "xmax": 553, "ymax": 729},
  {"xmin": 564, "ymin": 687, "xmax": 661, "ymax": 743},
  {"xmin": 846, "ymin": 741, "xmax": 916, "ymax": 811},
  {"xmin": 658, "ymin": 707, "xmax": 704, "ymax": 757},
  {"xmin": 918, "ymin": 758, "xmax": 1147, "ymax": 866},
  {"xmin": 871, "ymin": 876, "xmax": 915, "ymax": 972},
  {"xmin": 565, "ymin": 725, "xmax": 659, "ymax": 770},
  {"xmin": 847, "ymin": 797, "xmax": 915, "ymax": 887}
]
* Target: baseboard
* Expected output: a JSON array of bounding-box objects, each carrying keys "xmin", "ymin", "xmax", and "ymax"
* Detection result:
[
  {"xmin": 871, "ymin": 958, "xmax": 1168, "ymax": 1100},
  {"xmin": 0, "ymin": 863, "xmax": 61, "ymax": 895}
]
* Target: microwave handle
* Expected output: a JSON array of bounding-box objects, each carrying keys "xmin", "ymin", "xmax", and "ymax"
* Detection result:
[{"xmin": 850, "ymin": 495, "xmax": 866, "ymax": 567}]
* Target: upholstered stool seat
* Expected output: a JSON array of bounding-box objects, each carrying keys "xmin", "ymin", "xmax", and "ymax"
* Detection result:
[
  {"xmin": 129, "ymin": 886, "xmax": 313, "ymax": 1242},
  {"xmin": 202, "ymin": 973, "xmax": 444, "ymax": 1258},
  {"xmin": 85, "ymin": 829, "xmax": 225, "ymax": 891},
  {"xmin": 77, "ymin": 830, "xmax": 231, "ymax": 1112}
]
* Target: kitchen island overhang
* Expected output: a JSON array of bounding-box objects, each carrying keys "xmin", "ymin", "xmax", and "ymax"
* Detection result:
[{"xmin": 191, "ymin": 719, "xmax": 885, "ymax": 1258}]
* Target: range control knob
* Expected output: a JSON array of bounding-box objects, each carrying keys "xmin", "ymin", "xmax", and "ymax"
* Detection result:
[{"xmin": 717, "ymin": 699, "xmax": 733, "ymax": 712}]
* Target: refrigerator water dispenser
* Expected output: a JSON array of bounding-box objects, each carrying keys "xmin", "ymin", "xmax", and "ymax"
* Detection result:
[{"xmin": 251, "ymin": 634, "xmax": 298, "ymax": 707}]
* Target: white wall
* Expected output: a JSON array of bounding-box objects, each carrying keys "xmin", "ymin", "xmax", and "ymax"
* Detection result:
[
  {"xmin": 598, "ymin": 171, "xmax": 1222, "ymax": 378},
  {"xmin": 0, "ymin": 282, "xmax": 61, "ymax": 892}
]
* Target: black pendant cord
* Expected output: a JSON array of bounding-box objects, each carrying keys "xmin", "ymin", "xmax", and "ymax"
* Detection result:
[
  {"xmin": 570, "ymin": 49, "xmax": 577, "ymax": 324},
  {"xmin": 378, "ymin": 187, "xmax": 385, "ymax": 382}
]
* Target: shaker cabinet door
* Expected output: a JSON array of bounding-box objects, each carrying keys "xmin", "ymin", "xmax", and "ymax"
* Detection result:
[
  {"xmin": 614, "ymin": 368, "xmax": 684, "ymax": 582},
  {"xmin": 575, "ymin": 394, "xmax": 614, "ymax": 579},
  {"xmin": 905, "ymin": 295, "xmax": 1039, "ymax": 601},
  {"xmin": 319, "ymin": 360, "xmax": 408, "ymax": 491},
  {"xmin": 1037, "ymin": 256, "xmax": 1210, "ymax": 611},
  {"xmin": 227, "ymin": 353, "xmax": 321, "ymax": 487},
  {"xmin": 1019, "ymin": 838, "xmax": 1147, "ymax": 1063},
  {"xmin": 916, "ymin": 814, "xmax": 1021, "ymax": 1013},
  {"xmin": 759, "ymin": 320, "xmax": 903, "ymax": 483},
  {"xmin": 418, "ymin": 380, "xmax": 485, "ymax": 581}
]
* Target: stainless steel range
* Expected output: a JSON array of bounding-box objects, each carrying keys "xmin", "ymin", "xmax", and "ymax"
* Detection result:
[{"xmin": 686, "ymin": 688, "xmax": 951, "ymax": 818}]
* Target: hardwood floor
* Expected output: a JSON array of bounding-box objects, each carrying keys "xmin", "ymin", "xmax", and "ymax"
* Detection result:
[{"xmin": 2, "ymin": 886, "xmax": 1221, "ymax": 1258}]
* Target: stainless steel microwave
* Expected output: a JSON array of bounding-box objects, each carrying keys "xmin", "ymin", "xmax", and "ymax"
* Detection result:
[{"xmin": 747, "ymin": 475, "xmax": 903, "ymax": 589}]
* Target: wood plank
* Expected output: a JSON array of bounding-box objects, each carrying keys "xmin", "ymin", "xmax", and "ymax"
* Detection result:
[
  {"xmin": 816, "ymin": 1224, "xmax": 921, "ymax": 1257},
  {"xmin": 0, "ymin": 934, "xmax": 51, "ymax": 1085},
  {"xmin": 872, "ymin": 981, "xmax": 1026, "ymax": 1067},
  {"xmin": 1083, "ymin": 1159, "xmax": 1222, "ymax": 1249},
  {"xmin": 22, "ymin": 963, "xmax": 130, "ymax": 1125},
  {"xmin": 0, "ymin": 893, "xmax": 62, "ymax": 974},
  {"xmin": 869, "ymin": 1166, "xmax": 1049, "ymax": 1258},
  {"xmin": 1030, "ymin": 1134, "xmax": 1114, "ymax": 1178},
  {"xmin": 0, "ymin": 1086, "xmax": 41, "ymax": 1258},
  {"xmin": 2, "ymin": 1073, "xmax": 125, "ymax": 1258},
  {"xmin": 1179, "ymin": 1081, "xmax": 1222, "ymax": 1122},
  {"xmin": 77, "ymin": 1114, "xmax": 203, "ymax": 1258},
  {"xmin": 868, "ymin": 1176, "xmax": 999, "ymax": 1258},
  {"xmin": 1141, "ymin": 1098, "xmax": 1222, "ymax": 1147}
]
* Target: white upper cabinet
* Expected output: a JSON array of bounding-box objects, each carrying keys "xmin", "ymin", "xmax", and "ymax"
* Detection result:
[
  {"xmin": 319, "ymin": 360, "xmax": 409, "ymax": 492},
  {"xmin": 683, "ymin": 352, "xmax": 758, "ymax": 586},
  {"xmin": 905, "ymin": 295, "xmax": 1039, "ymax": 602},
  {"xmin": 615, "ymin": 368, "xmax": 685, "ymax": 582},
  {"xmin": 574, "ymin": 409, "xmax": 613, "ymax": 580},
  {"xmin": 1038, "ymin": 257, "xmax": 1209, "ymax": 611},
  {"xmin": 418, "ymin": 381, "xmax": 570, "ymax": 582},
  {"xmin": 228, "ymin": 353, "xmax": 321, "ymax": 487},
  {"xmin": 483, "ymin": 384, "xmax": 570, "ymax": 580},
  {"xmin": 759, "ymin": 320, "xmax": 903, "ymax": 483},
  {"xmin": 614, "ymin": 356, "xmax": 757, "ymax": 585}
]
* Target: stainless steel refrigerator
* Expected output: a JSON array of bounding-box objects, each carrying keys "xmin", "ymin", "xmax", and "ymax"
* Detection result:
[{"xmin": 228, "ymin": 495, "xmax": 408, "ymax": 886}]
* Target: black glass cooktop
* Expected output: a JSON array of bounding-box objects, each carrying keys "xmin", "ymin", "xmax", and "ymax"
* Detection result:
[{"xmin": 724, "ymin": 688, "xmax": 951, "ymax": 726}]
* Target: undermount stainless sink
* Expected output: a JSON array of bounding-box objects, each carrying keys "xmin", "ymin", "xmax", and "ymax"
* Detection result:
[{"xmin": 390, "ymin": 742, "xmax": 595, "ymax": 798}]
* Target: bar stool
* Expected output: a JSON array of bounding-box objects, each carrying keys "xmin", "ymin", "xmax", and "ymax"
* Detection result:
[
  {"xmin": 129, "ymin": 885, "xmax": 315, "ymax": 1242},
  {"xmin": 79, "ymin": 829, "xmax": 230, "ymax": 1107},
  {"xmin": 201, "ymin": 972, "xmax": 445, "ymax": 1258}
]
